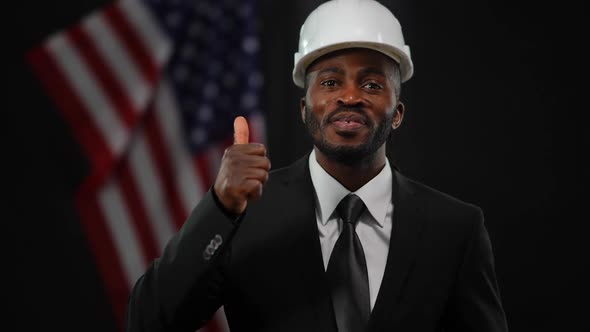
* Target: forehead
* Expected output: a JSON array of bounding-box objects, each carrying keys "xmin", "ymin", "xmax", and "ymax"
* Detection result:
[{"xmin": 306, "ymin": 48, "xmax": 397, "ymax": 75}]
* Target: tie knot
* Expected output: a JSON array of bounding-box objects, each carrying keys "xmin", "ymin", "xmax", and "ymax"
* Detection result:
[{"xmin": 336, "ymin": 194, "xmax": 366, "ymax": 225}]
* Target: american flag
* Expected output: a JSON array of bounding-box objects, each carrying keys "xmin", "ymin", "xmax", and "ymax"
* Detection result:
[{"xmin": 26, "ymin": 0, "xmax": 265, "ymax": 330}]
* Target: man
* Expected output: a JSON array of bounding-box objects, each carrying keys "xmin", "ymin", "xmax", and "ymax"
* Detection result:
[{"xmin": 125, "ymin": 0, "xmax": 508, "ymax": 331}]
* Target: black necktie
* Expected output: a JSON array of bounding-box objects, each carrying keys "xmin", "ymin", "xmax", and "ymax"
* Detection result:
[{"xmin": 326, "ymin": 194, "xmax": 370, "ymax": 332}]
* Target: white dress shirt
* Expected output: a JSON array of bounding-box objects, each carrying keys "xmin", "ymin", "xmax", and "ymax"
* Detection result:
[{"xmin": 308, "ymin": 150, "xmax": 393, "ymax": 310}]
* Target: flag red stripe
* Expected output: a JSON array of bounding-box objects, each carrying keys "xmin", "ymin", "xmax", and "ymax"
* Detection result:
[
  {"xmin": 104, "ymin": 4, "xmax": 160, "ymax": 84},
  {"xmin": 144, "ymin": 107, "xmax": 188, "ymax": 229},
  {"xmin": 67, "ymin": 25, "xmax": 137, "ymax": 129},
  {"xmin": 76, "ymin": 190, "xmax": 129, "ymax": 332},
  {"xmin": 194, "ymin": 154, "xmax": 214, "ymax": 191},
  {"xmin": 26, "ymin": 46, "xmax": 113, "ymax": 181},
  {"xmin": 118, "ymin": 160, "xmax": 161, "ymax": 262}
]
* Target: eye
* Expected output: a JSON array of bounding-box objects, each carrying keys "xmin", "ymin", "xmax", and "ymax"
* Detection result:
[
  {"xmin": 320, "ymin": 79, "xmax": 338, "ymax": 87},
  {"xmin": 362, "ymin": 82, "xmax": 383, "ymax": 90}
]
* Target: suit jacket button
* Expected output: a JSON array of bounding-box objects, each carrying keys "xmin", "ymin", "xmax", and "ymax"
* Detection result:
[{"xmin": 213, "ymin": 234, "xmax": 223, "ymax": 246}]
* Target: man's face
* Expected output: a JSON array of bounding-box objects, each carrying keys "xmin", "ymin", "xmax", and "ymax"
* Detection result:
[{"xmin": 301, "ymin": 48, "xmax": 404, "ymax": 164}]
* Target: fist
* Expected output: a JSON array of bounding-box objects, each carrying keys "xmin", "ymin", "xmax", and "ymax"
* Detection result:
[{"xmin": 213, "ymin": 116, "xmax": 271, "ymax": 215}]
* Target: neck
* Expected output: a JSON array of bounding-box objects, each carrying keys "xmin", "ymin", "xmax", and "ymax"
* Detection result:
[{"xmin": 314, "ymin": 146, "xmax": 387, "ymax": 192}]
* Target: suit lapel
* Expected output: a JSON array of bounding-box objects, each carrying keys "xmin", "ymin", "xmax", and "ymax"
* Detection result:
[
  {"xmin": 278, "ymin": 155, "xmax": 338, "ymax": 332},
  {"xmin": 368, "ymin": 168, "xmax": 425, "ymax": 330}
]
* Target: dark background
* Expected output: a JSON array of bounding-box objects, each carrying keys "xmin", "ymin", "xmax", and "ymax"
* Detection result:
[{"xmin": 8, "ymin": 0, "xmax": 586, "ymax": 331}]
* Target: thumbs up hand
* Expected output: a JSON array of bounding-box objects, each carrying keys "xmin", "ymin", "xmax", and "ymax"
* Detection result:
[{"xmin": 213, "ymin": 116, "xmax": 271, "ymax": 216}]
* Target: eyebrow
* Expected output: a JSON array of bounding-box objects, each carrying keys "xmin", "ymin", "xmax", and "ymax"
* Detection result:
[
  {"xmin": 316, "ymin": 67, "xmax": 345, "ymax": 76},
  {"xmin": 315, "ymin": 66, "xmax": 387, "ymax": 78},
  {"xmin": 358, "ymin": 67, "xmax": 387, "ymax": 78}
]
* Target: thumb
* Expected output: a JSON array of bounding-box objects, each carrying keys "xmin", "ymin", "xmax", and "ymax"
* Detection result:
[{"xmin": 233, "ymin": 116, "xmax": 249, "ymax": 144}]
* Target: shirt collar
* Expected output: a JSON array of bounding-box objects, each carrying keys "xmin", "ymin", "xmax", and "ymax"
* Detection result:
[{"xmin": 308, "ymin": 150, "xmax": 392, "ymax": 227}]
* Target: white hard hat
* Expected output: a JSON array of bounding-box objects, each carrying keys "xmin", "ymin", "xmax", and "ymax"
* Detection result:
[{"xmin": 293, "ymin": 0, "xmax": 414, "ymax": 88}]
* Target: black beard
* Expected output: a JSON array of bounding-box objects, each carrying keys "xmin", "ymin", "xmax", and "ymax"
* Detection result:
[{"xmin": 304, "ymin": 102, "xmax": 394, "ymax": 166}]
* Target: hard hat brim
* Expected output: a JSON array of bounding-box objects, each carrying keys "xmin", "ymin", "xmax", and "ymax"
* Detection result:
[{"xmin": 293, "ymin": 41, "xmax": 414, "ymax": 88}]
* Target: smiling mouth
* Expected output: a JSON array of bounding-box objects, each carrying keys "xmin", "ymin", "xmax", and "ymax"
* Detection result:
[
  {"xmin": 328, "ymin": 111, "xmax": 368, "ymax": 131},
  {"xmin": 332, "ymin": 120, "xmax": 365, "ymax": 130}
]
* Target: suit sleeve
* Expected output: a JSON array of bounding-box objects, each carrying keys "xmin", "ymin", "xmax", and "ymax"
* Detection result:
[
  {"xmin": 443, "ymin": 209, "xmax": 509, "ymax": 332},
  {"xmin": 125, "ymin": 190, "xmax": 240, "ymax": 332}
]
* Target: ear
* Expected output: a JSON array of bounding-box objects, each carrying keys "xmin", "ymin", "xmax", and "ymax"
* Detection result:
[
  {"xmin": 392, "ymin": 101, "xmax": 405, "ymax": 129},
  {"xmin": 300, "ymin": 97, "xmax": 306, "ymax": 123}
]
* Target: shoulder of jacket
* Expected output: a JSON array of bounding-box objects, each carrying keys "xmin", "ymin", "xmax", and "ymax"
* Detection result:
[{"xmin": 396, "ymin": 171, "xmax": 483, "ymax": 223}]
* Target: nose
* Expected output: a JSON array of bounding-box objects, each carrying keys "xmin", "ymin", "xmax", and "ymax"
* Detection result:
[{"xmin": 337, "ymin": 84, "xmax": 365, "ymax": 107}]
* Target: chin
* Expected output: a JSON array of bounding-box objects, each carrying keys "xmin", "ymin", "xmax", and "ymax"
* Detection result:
[{"xmin": 316, "ymin": 140, "xmax": 377, "ymax": 165}]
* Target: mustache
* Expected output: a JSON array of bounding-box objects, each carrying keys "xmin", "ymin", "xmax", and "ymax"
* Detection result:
[{"xmin": 325, "ymin": 106, "xmax": 370, "ymax": 124}]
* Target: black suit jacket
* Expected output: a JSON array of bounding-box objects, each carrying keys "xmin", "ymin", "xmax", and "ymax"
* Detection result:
[{"xmin": 126, "ymin": 154, "xmax": 508, "ymax": 332}]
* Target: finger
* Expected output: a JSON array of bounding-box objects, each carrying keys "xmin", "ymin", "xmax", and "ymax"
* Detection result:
[
  {"xmin": 226, "ymin": 143, "xmax": 266, "ymax": 156},
  {"xmin": 243, "ymin": 179, "xmax": 264, "ymax": 200},
  {"xmin": 228, "ymin": 153, "xmax": 271, "ymax": 171},
  {"xmin": 233, "ymin": 116, "xmax": 249, "ymax": 144},
  {"xmin": 243, "ymin": 167, "xmax": 270, "ymax": 184}
]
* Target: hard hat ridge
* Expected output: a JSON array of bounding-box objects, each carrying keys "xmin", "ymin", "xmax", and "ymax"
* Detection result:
[{"xmin": 293, "ymin": 0, "xmax": 414, "ymax": 88}]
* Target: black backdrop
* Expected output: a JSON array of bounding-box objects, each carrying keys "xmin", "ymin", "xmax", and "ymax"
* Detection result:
[{"xmin": 8, "ymin": 0, "xmax": 586, "ymax": 331}]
